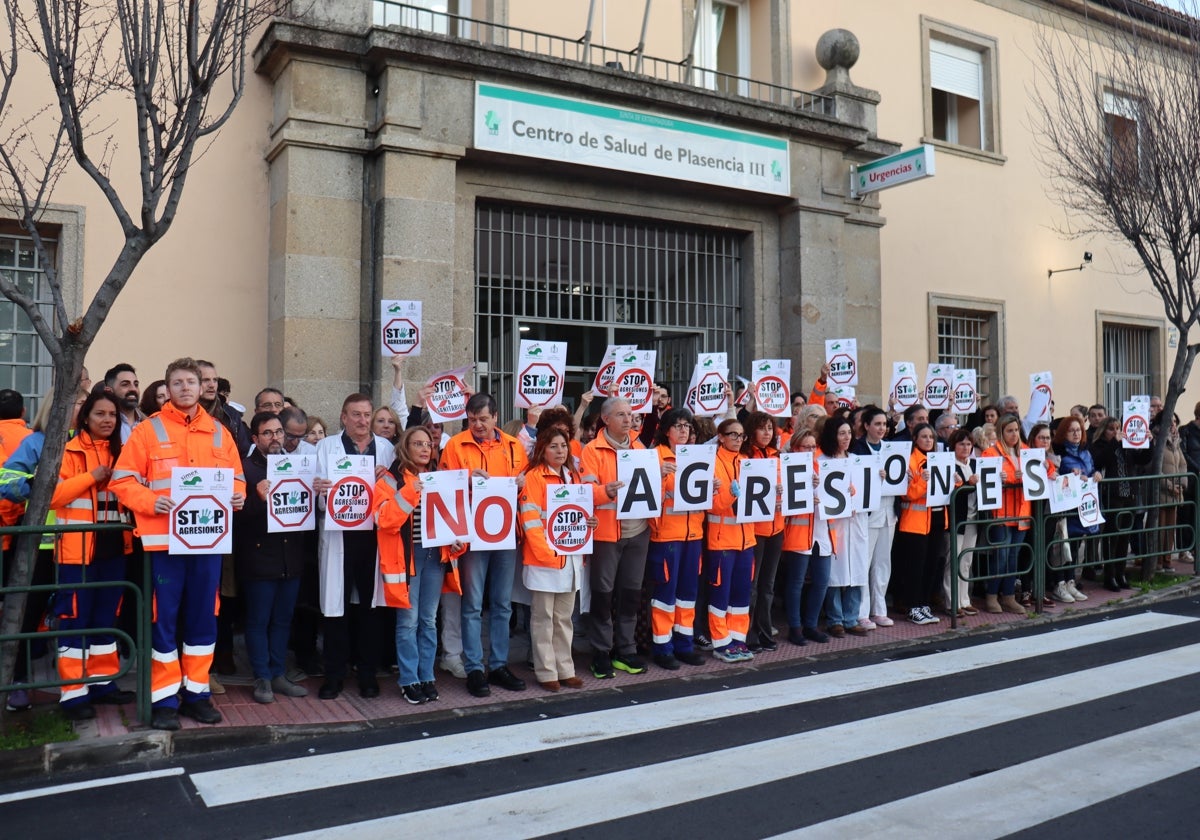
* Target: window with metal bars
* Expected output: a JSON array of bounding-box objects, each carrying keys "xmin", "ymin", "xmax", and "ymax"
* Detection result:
[
  {"xmin": 0, "ymin": 233, "xmax": 56, "ymax": 415},
  {"xmin": 1102, "ymin": 323, "xmax": 1154, "ymax": 411},
  {"xmin": 937, "ymin": 307, "xmax": 995, "ymax": 403},
  {"xmin": 475, "ymin": 203, "xmax": 743, "ymax": 422}
]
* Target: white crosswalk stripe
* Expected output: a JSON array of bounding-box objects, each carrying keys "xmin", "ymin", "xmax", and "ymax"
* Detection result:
[{"xmin": 190, "ymin": 610, "xmax": 1193, "ymax": 808}]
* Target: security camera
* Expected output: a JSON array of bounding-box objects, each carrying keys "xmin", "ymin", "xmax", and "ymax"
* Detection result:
[{"xmin": 1083, "ymin": 252, "xmax": 1093, "ymax": 263}]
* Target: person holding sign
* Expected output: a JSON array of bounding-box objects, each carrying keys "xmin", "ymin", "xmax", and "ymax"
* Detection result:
[
  {"xmin": 850, "ymin": 407, "xmax": 897, "ymax": 627},
  {"xmin": 50, "ymin": 387, "xmax": 136, "ymax": 721},
  {"xmin": 892, "ymin": 424, "xmax": 946, "ymax": 625},
  {"xmin": 1090, "ymin": 417, "xmax": 1147, "ymax": 590},
  {"xmin": 1050, "ymin": 418, "xmax": 1097, "ymax": 602},
  {"xmin": 646, "ymin": 408, "xmax": 709, "ymax": 670},
  {"xmin": 375, "ymin": 426, "xmax": 464, "ymax": 705},
  {"xmin": 112, "ymin": 358, "xmax": 247, "ymax": 731},
  {"xmin": 440, "ymin": 393, "xmax": 529, "ymax": 698},
  {"xmin": 741, "ymin": 412, "xmax": 784, "ymax": 652},
  {"xmin": 819, "ymin": 416, "xmax": 868, "ymax": 637},
  {"xmin": 944, "ymin": 429, "xmax": 981, "ymax": 617},
  {"xmin": 235, "ymin": 412, "xmax": 310, "ymax": 704},
  {"xmin": 780, "ymin": 431, "xmax": 830, "ymax": 646},
  {"xmin": 706, "ymin": 419, "xmax": 757, "ymax": 662},
  {"xmin": 518, "ymin": 410, "xmax": 602, "ymax": 691},
  {"xmin": 1152, "ymin": 412, "xmax": 1187, "ymax": 572},
  {"xmin": 980, "ymin": 415, "xmax": 1031, "ymax": 616}
]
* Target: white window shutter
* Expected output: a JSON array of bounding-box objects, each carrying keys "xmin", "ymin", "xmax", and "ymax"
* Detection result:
[{"xmin": 930, "ymin": 39, "xmax": 983, "ymax": 101}]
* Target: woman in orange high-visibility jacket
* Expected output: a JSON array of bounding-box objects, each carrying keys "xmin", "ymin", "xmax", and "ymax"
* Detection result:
[
  {"xmin": 892, "ymin": 423, "xmax": 948, "ymax": 626},
  {"xmin": 375, "ymin": 426, "xmax": 464, "ymax": 706},
  {"xmin": 647, "ymin": 407, "xmax": 707, "ymax": 670},
  {"xmin": 741, "ymin": 411, "xmax": 784, "ymax": 653},
  {"xmin": 706, "ymin": 418, "xmax": 756, "ymax": 663},
  {"xmin": 981, "ymin": 414, "xmax": 1034, "ymax": 616},
  {"xmin": 51, "ymin": 388, "xmax": 135, "ymax": 720},
  {"xmin": 518, "ymin": 410, "xmax": 603, "ymax": 691},
  {"xmin": 781, "ymin": 430, "xmax": 831, "ymax": 647}
]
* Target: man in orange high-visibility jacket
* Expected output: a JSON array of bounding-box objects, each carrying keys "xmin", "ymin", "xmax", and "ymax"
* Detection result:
[
  {"xmin": 111, "ymin": 358, "xmax": 246, "ymax": 732},
  {"xmin": 0, "ymin": 389, "xmax": 32, "ymax": 550}
]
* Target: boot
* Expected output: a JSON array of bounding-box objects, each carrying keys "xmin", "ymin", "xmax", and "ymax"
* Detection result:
[
  {"xmin": 1103, "ymin": 571, "xmax": 1121, "ymax": 592},
  {"xmin": 998, "ymin": 594, "xmax": 1027, "ymax": 616},
  {"xmin": 984, "ymin": 594, "xmax": 1002, "ymax": 614}
]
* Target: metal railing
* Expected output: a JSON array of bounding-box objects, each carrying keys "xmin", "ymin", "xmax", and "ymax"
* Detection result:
[
  {"xmin": 0, "ymin": 522, "xmax": 150, "ymax": 724},
  {"xmin": 371, "ymin": 2, "xmax": 833, "ymax": 116},
  {"xmin": 947, "ymin": 471, "xmax": 1197, "ymax": 629}
]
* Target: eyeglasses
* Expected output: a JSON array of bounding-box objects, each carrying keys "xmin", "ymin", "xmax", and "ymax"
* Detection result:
[
  {"xmin": 408, "ymin": 440, "xmax": 433, "ymax": 449},
  {"xmin": 722, "ymin": 431, "xmax": 746, "ymax": 441},
  {"xmin": 798, "ymin": 443, "xmax": 817, "ymax": 451},
  {"xmin": 671, "ymin": 423, "xmax": 694, "ymax": 432},
  {"xmin": 257, "ymin": 428, "xmax": 285, "ymax": 438}
]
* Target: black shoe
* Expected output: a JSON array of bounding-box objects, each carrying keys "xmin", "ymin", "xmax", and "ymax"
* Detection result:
[
  {"xmin": 694, "ymin": 635, "xmax": 714, "ymax": 651},
  {"xmin": 653, "ymin": 653, "xmax": 681, "ymax": 671},
  {"xmin": 62, "ymin": 703, "xmax": 96, "ymax": 721},
  {"xmin": 787, "ymin": 628, "xmax": 808, "ymax": 646},
  {"xmin": 179, "ymin": 698, "xmax": 223, "ymax": 725},
  {"xmin": 488, "ymin": 666, "xmax": 526, "ymax": 691},
  {"xmin": 401, "ymin": 683, "xmax": 426, "ymax": 704},
  {"xmin": 675, "ymin": 650, "xmax": 706, "ymax": 666},
  {"xmin": 297, "ymin": 655, "xmax": 323, "ymax": 678},
  {"xmin": 1104, "ymin": 577, "xmax": 1121, "ymax": 592},
  {"xmin": 421, "ymin": 681, "xmax": 439, "ymax": 702},
  {"xmin": 612, "ymin": 653, "xmax": 647, "ymax": 674},
  {"xmin": 591, "ymin": 654, "xmax": 615, "ymax": 679},
  {"xmin": 802, "ymin": 626, "xmax": 829, "ymax": 644},
  {"xmin": 467, "ymin": 669, "xmax": 491, "ymax": 697},
  {"xmin": 1117, "ymin": 574, "xmax": 1130, "ymax": 589},
  {"xmin": 757, "ymin": 634, "xmax": 778, "ymax": 652},
  {"xmin": 150, "ymin": 707, "xmax": 180, "ymax": 731},
  {"xmin": 359, "ymin": 677, "xmax": 380, "ymax": 699},
  {"xmin": 92, "ymin": 689, "xmax": 136, "ymax": 705},
  {"xmin": 318, "ymin": 679, "xmax": 343, "ymax": 700},
  {"xmin": 747, "ymin": 639, "xmax": 763, "ymax": 653}
]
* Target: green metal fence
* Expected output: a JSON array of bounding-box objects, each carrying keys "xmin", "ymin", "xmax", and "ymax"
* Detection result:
[
  {"xmin": 0, "ymin": 522, "xmax": 151, "ymax": 724},
  {"xmin": 948, "ymin": 471, "xmax": 1197, "ymax": 629}
]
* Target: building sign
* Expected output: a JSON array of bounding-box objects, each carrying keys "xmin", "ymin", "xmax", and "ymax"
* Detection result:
[
  {"xmin": 850, "ymin": 145, "xmax": 936, "ymax": 198},
  {"xmin": 475, "ymin": 83, "xmax": 791, "ymax": 197}
]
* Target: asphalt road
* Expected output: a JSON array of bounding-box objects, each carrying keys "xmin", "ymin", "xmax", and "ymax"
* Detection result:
[{"xmin": 4, "ymin": 595, "xmax": 1200, "ymax": 839}]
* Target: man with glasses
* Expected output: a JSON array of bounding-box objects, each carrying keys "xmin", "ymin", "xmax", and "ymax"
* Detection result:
[
  {"xmin": 581, "ymin": 397, "xmax": 652, "ymax": 679},
  {"xmin": 935, "ymin": 413, "xmax": 959, "ymax": 451},
  {"xmin": 278, "ymin": 406, "xmax": 317, "ymax": 455}
]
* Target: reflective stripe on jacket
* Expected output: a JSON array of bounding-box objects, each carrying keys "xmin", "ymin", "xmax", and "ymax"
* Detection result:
[{"xmin": 51, "ymin": 432, "xmax": 131, "ymax": 564}]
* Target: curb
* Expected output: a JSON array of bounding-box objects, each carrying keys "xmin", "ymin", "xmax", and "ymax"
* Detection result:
[{"xmin": 6, "ymin": 574, "xmax": 1198, "ymax": 781}]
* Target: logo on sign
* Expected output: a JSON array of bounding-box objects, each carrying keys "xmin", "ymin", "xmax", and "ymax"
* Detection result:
[
  {"xmin": 828, "ymin": 353, "xmax": 855, "ymax": 385},
  {"xmin": 755, "ymin": 376, "xmax": 788, "ymax": 414},
  {"xmin": 953, "ymin": 383, "xmax": 976, "ymax": 412},
  {"xmin": 1080, "ymin": 491, "xmax": 1099, "ymax": 521},
  {"xmin": 429, "ymin": 376, "xmax": 467, "ymax": 415},
  {"xmin": 269, "ymin": 478, "xmax": 313, "ymax": 529},
  {"xmin": 696, "ymin": 372, "xmax": 727, "ymax": 412},
  {"xmin": 926, "ymin": 378, "xmax": 950, "ymax": 406},
  {"xmin": 172, "ymin": 494, "xmax": 229, "ymax": 550},
  {"xmin": 615, "ymin": 368, "xmax": 652, "ymax": 410},
  {"xmin": 518, "ymin": 362, "xmax": 561, "ymax": 407},
  {"xmin": 548, "ymin": 505, "xmax": 589, "ymax": 553},
  {"xmin": 329, "ymin": 476, "xmax": 372, "ymax": 527},
  {"xmin": 1124, "ymin": 415, "xmax": 1148, "ymax": 446},
  {"xmin": 484, "ymin": 110, "xmax": 501, "ymax": 135},
  {"xmin": 894, "ymin": 377, "xmax": 918, "ymax": 405},
  {"xmin": 383, "ymin": 317, "xmax": 420, "ymax": 355}
]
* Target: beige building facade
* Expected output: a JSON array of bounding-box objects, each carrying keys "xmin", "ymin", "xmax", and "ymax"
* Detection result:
[{"xmin": 10, "ymin": 0, "xmax": 1191, "ymax": 421}]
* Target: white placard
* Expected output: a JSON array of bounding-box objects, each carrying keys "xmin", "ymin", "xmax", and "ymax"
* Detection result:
[
  {"xmin": 1020, "ymin": 449, "xmax": 1051, "ymax": 501},
  {"xmin": 545, "ymin": 483, "xmax": 594, "ymax": 555},
  {"xmin": 1122, "ymin": 399, "xmax": 1151, "ymax": 449},
  {"xmin": 323, "ymin": 454, "xmax": 376, "ymax": 532},
  {"xmin": 672, "ymin": 445, "xmax": 715, "ymax": 512},
  {"xmin": 470, "ymin": 476, "xmax": 518, "ymax": 551},
  {"xmin": 612, "ymin": 349, "xmax": 657, "ymax": 414},
  {"xmin": 734, "ymin": 376, "xmax": 752, "ymax": 407},
  {"xmin": 924, "ymin": 363, "xmax": 954, "ymax": 410},
  {"xmin": 816, "ymin": 456, "xmax": 853, "ymax": 520},
  {"xmin": 515, "ymin": 340, "xmax": 567, "ymax": 409},
  {"xmin": 780, "ymin": 451, "xmax": 814, "ymax": 516},
  {"xmin": 891, "ymin": 362, "xmax": 919, "ymax": 409},
  {"xmin": 1077, "ymin": 478, "xmax": 1105, "ymax": 527},
  {"xmin": 684, "ymin": 353, "xmax": 730, "ymax": 418},
  {"xmin": 879, "ymin": 441, "xmax": 912, "ymax": 497},
  {"xmin": 616, "ymin": 448, "xmax": 662, "ymax": 519},
  {"xmin": 593, "ymin": 344, "xmax": 637, "ymax": 397},
  {"xmin": 420, "ymin": 469, "xmax": 471, "ymax": 547},
  {"xmin": 848, "ymin": 452, "xmax": 881, "ymax": 513},
  {"xmin": 825, "ymin": 338, "xmax": 859, "ymax": 387},
  {"xmin": 1029, "ymin": 371, "xmax": 1054, "ymax": 424},
  {"xmin": 1048, "ymin": 473, "xmax": 1084, "ymax": 514},
  {"xmin": 424, "ymin": 366, "xmax": 472, "ymax": 423},
  {"xmin": 736, "ymin": 458, "xmax": 778, "ymax": 524},
  {"xmin": 925, "ymin": 451, "xmax": 956, "ymax": 508},
  {"xmin": 952, "ymin": 368, "xmax": 978, "ymax": 414},
  {"xmin": 752, "ymin": 358, "xmax": 791, "ymax": 417},
  {"xmin": 975, "ymin": 456, "xmax": 1005, "ymax": 512},
  {"xmin": 267, "ymin": 453, "xmax": 317, "ymax": 533},
  {"xmin": 830, "ymin": 384, "xmax": 856, "ymax": 409},
  {"xmin": 380, "ymin": 299, "xmax": 422, "ymax": 357},
  {"xmin": 169, "ymin": 467, "xmax": 234, "ymax": 555}
]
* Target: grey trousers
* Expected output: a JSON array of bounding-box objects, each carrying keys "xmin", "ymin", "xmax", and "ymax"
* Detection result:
[{"xmin": 586, "ymin": 530, "xmax": 650, "ymax": 656}]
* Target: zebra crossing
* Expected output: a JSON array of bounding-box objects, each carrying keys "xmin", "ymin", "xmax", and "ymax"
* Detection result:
[{"xmin": 4, "ymin": 609, "xmax": 1199, "ymax": 838}]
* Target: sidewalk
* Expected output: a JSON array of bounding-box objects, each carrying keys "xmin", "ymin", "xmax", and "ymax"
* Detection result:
[{"xmin": 8, "ymin": 571, "xmax": 1200, "ymax": 777}]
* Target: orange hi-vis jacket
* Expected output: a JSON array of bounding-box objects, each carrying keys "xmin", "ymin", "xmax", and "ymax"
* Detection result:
[
  {"xmin": 110, "ymin": 403, "xmax": 246, "ymax": 551},
  {"xmin": 580, "ymin": 432, "xmax": 645, "ymax": 543},
  {"xmin": 648, "ymin": 444, "xmax": 704, "ymax": 543},
  {"xmin": 898, "ymin": 448, "xmax": 933, "ymax": 535},
  {"xmin": 706, "ymin": 445, "xmax": 755, "ymax": 552},
  {"xmin": 981, "ymin": 442, "xmax": 1053, "ymax": 531},
  {"xmin": 519, "ymin": 463, "xmax": 607, "ymax": 568},
  {"xmin": 374, "ymin": 469, "xmax": 463, "ymax": 606},
  {"xmin": 745, "ymin": 443, "xmax": 783, "ymax": 537},
  {"xmin": 51, "ymin": 432, "xmax": 132, "ymax": 565},
  {"xmin": 0, "ymin": 417, "xmax": 32, "ymax": 545},
  {"xmin": 440, "ymin": 428, "xmax": 528, "ymax": 480}
]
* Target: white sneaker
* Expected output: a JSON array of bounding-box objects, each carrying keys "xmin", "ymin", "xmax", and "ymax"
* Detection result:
[
  {"xmin": 908, "ymin": 607, "xmax": 925, "ymax": 625},
  {"xmin": 871, "ymin": 614, "xmax": 894, "ymax": 627},
  {"xmin": 1065, "ymin": 580, "xmax": 1088, "ymax": 601},
  {"xmin": 1051, "ymin": 582, "xmax": 1075, "ymax": 603},
  {"xmin": 437, "ymin": 656, "xmax": 467, "ymax": 679},
  {"xmin": 857, "ymin": 618, "xmax": 877, "ymax": 631},
  {"xmin": 918, "ymin": 606, "xmax": 940, "ymax": 625}
]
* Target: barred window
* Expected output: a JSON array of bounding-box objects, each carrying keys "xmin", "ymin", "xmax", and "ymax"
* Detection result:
[
  {"xmin": 0, "ymin": 233, "xmax": 56, "ymax": 415},
  {"xmin": 1102, "ymin": 322, "xmax": 1154, "ymax": 411},
  {"xmin": 937, "ymin": 306, "xmax": 996, "ymax": 404}
]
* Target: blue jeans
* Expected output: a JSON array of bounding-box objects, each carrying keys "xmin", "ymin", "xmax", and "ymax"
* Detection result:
[
  {"xmin": 395, "ymin": 543, "xmax": 443, "ymax": 685},
  {"xmin": 824, "ymin": 585, "xmax": 861, "ymax": 628},
  {"xmin": 459, "ymin": 547, "xmax": 516, "ymax": 673},
  {"xmin": 242, "ymin": 577, "xmax": 302, "ymax": 680},
  {"xmin": 783, "ymin": 550, "xmax": 831, "ymax": 630},
  {"xmin": 986, "ymin": 524, "xmax": 1021, "ymax": 596}
]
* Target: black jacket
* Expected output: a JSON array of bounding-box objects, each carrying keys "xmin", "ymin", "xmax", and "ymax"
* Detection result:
[{"xmin": 234, "ymin": 448, "xmax": 310, "ymax": 581}]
